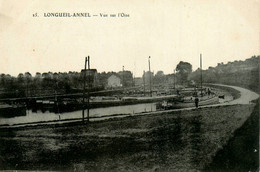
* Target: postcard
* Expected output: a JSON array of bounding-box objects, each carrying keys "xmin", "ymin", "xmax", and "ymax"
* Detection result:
[{"xmin": 0, "ymin": 0, "xmax": 259, "ymax": 171}]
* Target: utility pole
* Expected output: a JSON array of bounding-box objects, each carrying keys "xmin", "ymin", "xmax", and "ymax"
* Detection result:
[
  {"xmin": 143, "ymin": 70, "xmax": 145, "ymax": 96},
  {"xmin": 82, "ymin": 57, "xmax": 87, "ymax": 122},
  {"xmin": 87, "ymin": 56, "xmax": 90, "ymax": 122},
  {"xmin": 148, "ymin": 56, "xmax": 152, "ymax": 97},
  {"xmin": 26, "ymin": 77, "xmax": 29, "ymax": 115},
  {"xmin": 82, "ymin": 56, "xmax": 91, "ymax": 122},
  {"xmin": 200, "ymin": 54, "xmax": 203, "ymax": 97}
]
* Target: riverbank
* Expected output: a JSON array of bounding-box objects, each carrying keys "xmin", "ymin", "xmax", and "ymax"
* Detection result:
[
  {"xmin": 0, "ymin": 103, "xmax": 256, "ymax": 171},
  {"xmin": 205, "ymin": 98, "xmax": 259, "ymax": 171}
]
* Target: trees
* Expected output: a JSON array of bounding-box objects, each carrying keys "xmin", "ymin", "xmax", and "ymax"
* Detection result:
[
  {"xmin": 17, "ymin": 73, "xmax": 24, "ymax": 81},
  {"xmin": 189, "ymin": 56, "xmax": 260, "ymax": 92},
  {"xmin": 33, "ymin": 72, "xmax": 42, "ymax": 89},
  {"xmin": 24, "ymin": 72, "xmax": 32, "ymax": 84},
  {"xmin": 154, "ymin": 71, "xmax": 165, "ymax": 85},
  {"xmin": 176, "ymin": 61, "xmax": 192, "ymax": 85},
  {"xmin": 118, "ymin": 70, "xmax": 133, "ymax": 87}
]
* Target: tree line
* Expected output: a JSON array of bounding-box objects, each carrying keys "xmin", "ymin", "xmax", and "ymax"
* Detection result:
[
  {"xmin": 0, "ymin": 70, "xmax": 133, "ymax": 98},
  {"xmin": 189, "ymin": 55, "xmax": 259, "ymax": 92},
  {"xmin": 0, "ymin": 55, "xmax": 258, "ymax": 98}
]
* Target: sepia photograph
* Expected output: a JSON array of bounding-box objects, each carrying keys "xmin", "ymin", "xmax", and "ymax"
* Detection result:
[{"xmin": 0, "ymin": 0, "xmax": 259, "ymax": 171}]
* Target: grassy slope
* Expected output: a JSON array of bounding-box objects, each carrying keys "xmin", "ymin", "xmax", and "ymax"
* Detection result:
[
  {"xmin": 205, "ymin": 99, "xmax": 259, "ymax": 172},
  {"xmin": 0, "ymin": 104, "xmax": 255, "ymax": 171}
]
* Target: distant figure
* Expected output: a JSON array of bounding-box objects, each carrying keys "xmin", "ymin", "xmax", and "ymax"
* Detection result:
[
  {"xmin": 207, "ymin": 88, "xmax": 211, "ymax": 96},
  {"xmin": 195, "ymin": 97, "xmax": 199, "ymax": 108}
]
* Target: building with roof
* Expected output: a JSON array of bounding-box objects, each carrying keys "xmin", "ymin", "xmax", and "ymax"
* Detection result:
[{"xmin": 107, "ymin": 74, "xmax": 122, "ymax": 88}]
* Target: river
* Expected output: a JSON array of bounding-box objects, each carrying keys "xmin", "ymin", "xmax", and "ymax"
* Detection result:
[{"xmin": 0, "ymin": 103, "xmax": 157, "ymax": 125}]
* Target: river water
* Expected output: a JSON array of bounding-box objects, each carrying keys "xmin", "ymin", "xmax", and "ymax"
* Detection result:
[{"xmin": 0, "ymin": 103, "xmax": 157, "ymax": 125}]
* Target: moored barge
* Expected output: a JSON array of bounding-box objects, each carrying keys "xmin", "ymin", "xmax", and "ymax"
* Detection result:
[{"xmin": 0, "ymin": 104, "xmax": 26, "ymax": 118}]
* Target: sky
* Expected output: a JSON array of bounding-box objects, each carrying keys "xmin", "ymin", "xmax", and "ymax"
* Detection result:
[{"xmin": 0, "ymin": 0, "xmax": 259, "ymax": 77}]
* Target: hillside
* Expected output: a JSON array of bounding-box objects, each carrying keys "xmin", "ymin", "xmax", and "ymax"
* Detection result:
[{"xmin": 189, "ymin": 56, "xmax": 260, "ymax": 93}]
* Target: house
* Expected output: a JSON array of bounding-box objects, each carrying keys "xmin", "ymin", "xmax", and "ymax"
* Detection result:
[{"xmin": 107, "ymin": 74, "xmax": 122, "ymax": 88}]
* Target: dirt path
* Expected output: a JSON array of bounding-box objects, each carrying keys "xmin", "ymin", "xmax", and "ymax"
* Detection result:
[{"xmin": 210, "ymin": 84, "xmax": 259, "ymax": 104}]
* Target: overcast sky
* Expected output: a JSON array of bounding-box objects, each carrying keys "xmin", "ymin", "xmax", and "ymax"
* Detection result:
[{"xmin": 0, "ymin": 0, "xmax": 259, "ymax": 77}]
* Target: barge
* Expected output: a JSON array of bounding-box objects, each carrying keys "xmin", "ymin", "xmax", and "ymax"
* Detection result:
[
  {"xmin": 156, "ymin": 95, "xmax": 219, "ymax": 110},
  {"xmin": 0, "ymin": 104, "xmax": 26, "ymax": 118},
  {"xmin": 32, "ymin": 95, "xmax": 178, "ymax": 113}
]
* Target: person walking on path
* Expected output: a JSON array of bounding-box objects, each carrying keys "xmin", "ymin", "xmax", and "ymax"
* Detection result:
[{"xmin": 195, "ymin": 97, "xmax": 199, "ymax": 108}]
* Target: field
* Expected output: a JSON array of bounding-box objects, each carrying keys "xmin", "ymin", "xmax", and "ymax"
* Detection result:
[{"xmin": 0, "ymin": 101, "xmax": 258, "ymax": 171}]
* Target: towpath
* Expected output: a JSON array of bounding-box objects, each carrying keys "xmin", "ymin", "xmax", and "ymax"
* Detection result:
[{"xmin": 210, "ymin": 84, "xmax": 259, "ymax": 105}]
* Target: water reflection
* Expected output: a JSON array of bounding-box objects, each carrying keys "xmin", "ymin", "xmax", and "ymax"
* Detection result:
[{"xmin": 0, "ymin": 103, "xmax": 156, "ymax": 125}]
